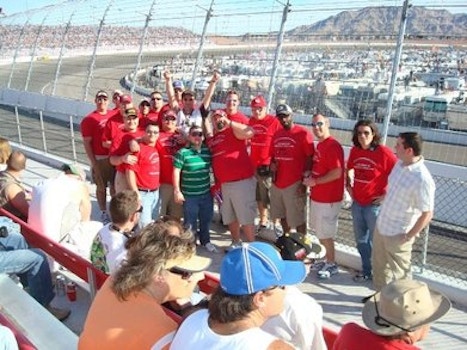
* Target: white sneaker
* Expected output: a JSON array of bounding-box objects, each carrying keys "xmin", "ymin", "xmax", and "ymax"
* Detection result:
[{"xmin": 204, "ymin": 242, "xmax": 218, "ymax": 253}]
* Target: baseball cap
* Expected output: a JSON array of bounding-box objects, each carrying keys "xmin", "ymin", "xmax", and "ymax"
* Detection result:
[
  {"xmin": 275, "ymin": 231, "xmax": 326, "ymax": 261},
  {"xmin": 61, "ymin": 163, "xmax": 86, "ymax": 181},
  {"xmin": 173, "ymin": 80, "xmax": 184, "ymax": 90},
  {"xmin": 125, "ymin": 107, "xmax": 138, "ymax": 118},
  {"xmin": 163, "ymin": 109, "xmax": 177, "ymax": 119},
  {"xmin": 276, "ymin": 104, "xmax": 293, "ymax": 116},
  {"xmin": 95, "ymin": 90, "xmax": 108, "ymax": 99},
  {"xmin": 220, "ymin": 242, "xmax": 306, "ymax": 295},
  {"xmin": 182, "ymin": 90, "xmax": 196, "ymax": 98},
  {"xmin": 211, "ymin": 109, "xmax": 227, "ymax": 118},
  {"xmin": 120, "ymin": 94, "xmax": 132, "ymax": 104},
  {"xmin": 139, "ymin": 99, "xmax": 150, "ymax": 107},
  {"xmin": 251, "ymin": 95, "xmax": 267, "ymax": 108},
  {"xmin": 112, "ymin": 89, "xmax": 123, "ymax": 98},
  {"xmin": 166, "ymin": 254, "xmax": 211, "ymax": 274}
]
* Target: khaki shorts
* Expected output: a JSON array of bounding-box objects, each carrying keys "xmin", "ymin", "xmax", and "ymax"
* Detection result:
[
  {"xmin": 270, "ymin": 181, "xmax": 307, "ymax": 228},
  {"xmin": 255, "ymin": 175, "xmax": 272, "ymax": 206},
  {"xmin": 309, "ymin": 200, "xmax": 342, "ymax": 239},
  {"xmin": 92, "ymin": 158, "xmax": 115, "ymax": 190},
  {"xmin": 159, "ymin": 183, "xmax": 183, "ymax": 220},
  {"xmin": 221, "ymin": 177, "xmax": 257, "ymax": 226}
]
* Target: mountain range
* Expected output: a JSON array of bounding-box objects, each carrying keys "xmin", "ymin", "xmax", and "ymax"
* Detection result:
[{"xmin": 286, "ymin": 6, "xmax": 467, "ymax": 38}]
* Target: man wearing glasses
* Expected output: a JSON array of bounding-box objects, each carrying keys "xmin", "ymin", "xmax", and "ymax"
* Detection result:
[
  {"xmin": 81, "ymin": 90, "xmax": 115, "ymax": 224},
  {"xmin": 165, "ymin": 70, "xmax": 220, "ymax": 136},
  {"xmin": 303, "ymin": 113, "xmax": 345, "ymax": 279},
  {"xmin": 124, "ymin": 123, "xmax": 161, "ymax": 229},
  {"xmin": 139, "ymin": 91, "xmax": 169, "ymax": 130},
  {"xmin": 173, "ymin": 125, "xmax": 216, "ymax": 253},
  {"xmin": 270, "ymin": 104, "xmax": 314, "ymax": 237}
]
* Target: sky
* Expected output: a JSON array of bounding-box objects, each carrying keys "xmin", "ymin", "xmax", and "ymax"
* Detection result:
[{"xmin": 1, "ymin": 0, "xmax": 466, "ymax": 35}]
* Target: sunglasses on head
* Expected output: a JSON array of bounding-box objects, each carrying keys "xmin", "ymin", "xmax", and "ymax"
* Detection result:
[{"xmin": 168, "ymin": 266, "xmax": 193, "ymax": 280}]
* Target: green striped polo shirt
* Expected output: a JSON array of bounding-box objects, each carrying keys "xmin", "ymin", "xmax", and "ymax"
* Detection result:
[{"xmin": 173, "ymin": 145, "xmax": 212, "ymax": 197}]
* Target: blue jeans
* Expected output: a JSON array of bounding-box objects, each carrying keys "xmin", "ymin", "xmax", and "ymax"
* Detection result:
[
  {"xmin": 0, "ymin": 231, "xmax": 55, "ymax": 306},
  {"xmin": 183, "ymin": 193, "xmax": 213, "ymax": 245},
  {"xmin": 351, "ymin": 201, "xmax": 380, "ymax": 277},
  {"xmin": 138, "ymin": 189, "xmax": 160, "ymax": 229}
]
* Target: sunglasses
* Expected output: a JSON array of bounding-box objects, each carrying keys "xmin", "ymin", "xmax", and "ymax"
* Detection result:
[
  {"xmin": 96, "ymin": 97, "xmax": 108, "ymax": 102},
  {"xmin": 168, "ymin": 266, "xmax": 193, "ymax": 280},
  {"xmin": 311, "ymin": 121, "xmax": 325, "ymax": 127},
  {"xmin": 164, "ymin": 116, "xmax": 176, "ymax": 121},
  {"xmin": 125, "ymin": 115, "xmax": 138, "ymax": 120},
  {"xmin": 277, "ymin": 114, "xmax": 290, "ymax": 118},
  {"xmin": 151, "ymin": 97, "xmax": 162, "ymax": 101},
  {"xmin": 358, "ymin": 131, "xmax": 372, "ymax": 136},
  {"xmin": 190, "ymin": 132, "xmax": 203, "ymax": 137}
]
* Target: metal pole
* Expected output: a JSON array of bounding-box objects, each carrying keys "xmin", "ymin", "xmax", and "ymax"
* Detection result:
[
  {"xmin": 131, "ymin": 0, "xmax": 157, "ymax": 96},
  {"xmin": 381, "ymin": 0, "xmax": 410, "ymax": 145},
  {"xmin": 83, "ymin": 0, "xmax": 114, "ymax": 101},
  {"xmin": 190, "ymin": 0, "xmax": 215, "ymax": 91},
  {"xmin": 7, "ymin": 20, "xmax": 30, "ymax": 88},
  {"xmin": 267, "ymin": 1, "xmax": 291, "ymax": 112},
  {"xmin": 25, "ymin": 15, "xmax": 48, "ymax": 91},
  {"xmin": 39, "ymin": 110, "xmax": 48, "ymax": 153},
  {"xmin": 14, "ymin": 106, "xmax": 23, "ymax": 145},
  {"xmin": 69, "ymin": 115, "xmax": 78, "ymax": 163},
  {"xmin": 52, "ymin": 12, "xmax": 75, "ymax": 96}
]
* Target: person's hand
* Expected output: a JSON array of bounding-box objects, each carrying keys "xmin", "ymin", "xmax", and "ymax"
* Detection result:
[
  {"xmin": 163, "ymin": 70, "xmax": 172, "ymax": 81},
  {"xmin": 372, "ymin": 195, "xmax": 384, "ymax": 205},
  {"xmin": 211, "ymin": 70, "xmax": 221, "ymax": 83},
  {"xmin": 122, "ymin": 153, "xmax": 137, "ymax": 165},
  {"xmin": 303, "ymin": 177, "xmax": 316, "ymax": 187},
  {"xmin": 174, "ymin": 189, "xmax": 185, "ymax": 204}
]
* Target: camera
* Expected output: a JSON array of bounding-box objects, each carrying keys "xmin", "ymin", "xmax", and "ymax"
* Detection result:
[{"xmin": 0, "ymin": 226, "xmax": 8, "ymax": 238}]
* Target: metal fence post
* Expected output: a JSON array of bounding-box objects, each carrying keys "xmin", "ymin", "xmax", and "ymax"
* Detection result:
[
  {"xmin": 25, "ymin": 15, "xmax": 48, "ymax": 91},
  {"xmin": 39, "ymin": 110, "xmax": 48, "ymax": 153},
  {"xmin": 69, "ymin": 115, "xmax": 78, "ymax": 163},
  {"xmin": 52, "ymin": 12, "xmax": 75, "ymax": 96},
  {"xmin": 14, "ymin": 106, "xmax": 23, "ymax": 145}
]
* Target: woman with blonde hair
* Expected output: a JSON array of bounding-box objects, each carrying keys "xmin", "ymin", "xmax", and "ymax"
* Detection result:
[{"xmin": 0, "ymin": 137, "xmax": 12, "ymax": 170}]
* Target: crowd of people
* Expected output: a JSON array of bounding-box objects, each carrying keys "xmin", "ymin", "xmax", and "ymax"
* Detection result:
[{"xmin": 0, "ymin": 64, "xmax": 452, "ymax": 348}]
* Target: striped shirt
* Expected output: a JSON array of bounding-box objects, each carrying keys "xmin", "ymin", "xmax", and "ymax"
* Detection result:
[
  {"xmin": 173, "ymin": 145, "xmax": 211, "ymax": 197},
  {"xmin": 377, "ymin": 157, "xmax": 435, "ymax": 236}
]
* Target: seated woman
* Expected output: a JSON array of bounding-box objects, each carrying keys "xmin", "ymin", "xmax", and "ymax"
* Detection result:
[
  {"xmin": 333, "ymin": 279, "xmax": 451, "ymax": 350},
  {"xmin": 79, "ymin": 221, "xmax": 211, "ymax": 349}
]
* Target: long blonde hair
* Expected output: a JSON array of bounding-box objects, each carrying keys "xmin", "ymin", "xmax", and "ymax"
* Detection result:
[{"xmin": 0, "ymin": 138, "xmax": 12, "ymax": 164}]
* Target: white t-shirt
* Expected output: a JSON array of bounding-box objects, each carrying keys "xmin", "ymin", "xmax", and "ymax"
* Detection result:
[
  {"xmin": 170, "ymin": 309, "xmax": 277, "ymax": 350},
  {"xmin": 95, "ymin": 223, "xmax": 128, "ymax": 274},
  {"xmin": 261, "ymin": 286, "xmax": 327, "ymax": 350},
  {"xmin": 28, "ymin": 173, "xmax": 82, "ymax": 242}
]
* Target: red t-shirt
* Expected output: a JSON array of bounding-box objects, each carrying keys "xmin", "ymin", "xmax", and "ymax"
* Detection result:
[
  {"xmin": 333, "ymin": 323, "xmax": 419, "ymax": 350},
  {"xmin": 270, "ymin": 125, "xmax": 314, "ymax": 189},
  {"xmin": 207, "ymin": 128, "xmax": 254, "ymax": 184},
  {"xmin": 249, "ymin": 115, "xmax": 282, "ymax": 167},
  {"xmin": 109, "ymin": 129, "xmax": 145, "ymax": 173},
  {"xmin": 140, "ymin": 104, "xmax": 170, "ymax": 130},
  {"xmin": 347, "ymin": 145, "xmax": 397, "ymax": 206},
  {"xmin": 124, "ymin": 143, "xmax": 160, "ymax": 190},
  {"xmin": 102, "ymin": 113, "xmax": 124, "ymax": 146},
  {"xmin": 227, "ymin": 110, "xmax": 249, "ymax": 124},
  {"xmin": 80, "ymin": 110, "xmax": 112, "ymax": 156},
  {"xmin": 156, "ymin": 131, "xmax": 186, "ymax": 185},
  {"xmin": 310, "ymin": 136, "xmax": 345, "ymax": 203}
]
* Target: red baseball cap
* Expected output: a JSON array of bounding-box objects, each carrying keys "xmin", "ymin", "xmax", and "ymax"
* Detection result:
[{"xmin": 251, "ymin": 95, "xmax": 267, "ymax": 108}]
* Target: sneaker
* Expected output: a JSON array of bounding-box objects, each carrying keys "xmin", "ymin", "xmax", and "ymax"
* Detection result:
[
  {"xmin": 46, "ymin": 305, "xmax": 71, "ymax": 321},
  {"xmin": 204, "ymin": 242, "xmax": 218, "ymax": 253},
  {"xmin": 273, "ymin": 224, "xmax": 284, "ymax": 238},
  {"xmin": 310, "ymin": 260, "xmax": 326, "ymax": 271},
  {"xmin": 100, "ymin": 211, "xmax": 111, "ymax": 224},
  {"xmin": 224, "ymin": 240, "xmax": 242, "ymax": 253},
  {"xmin": 317, "ymin": 262, "xmax": 339, "ymax": 279},
  {"xmin": 353, "ymin": 273, "xmax": 372, "ymax": 283}
]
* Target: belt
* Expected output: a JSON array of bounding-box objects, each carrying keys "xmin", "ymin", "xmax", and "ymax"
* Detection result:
[{"xmin": 138, "ymin": 188, "xmax": 158, "ymax": 192}]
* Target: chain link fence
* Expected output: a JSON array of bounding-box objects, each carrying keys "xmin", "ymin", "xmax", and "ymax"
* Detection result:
[{"xmin": 0, "ymin": 0, "xmax": 466, "ymax": 288}]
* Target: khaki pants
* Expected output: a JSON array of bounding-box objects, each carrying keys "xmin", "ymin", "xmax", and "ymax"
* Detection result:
[{"xmin": 372, "ymin": 227, "xmax": 415, "ymax": 291}]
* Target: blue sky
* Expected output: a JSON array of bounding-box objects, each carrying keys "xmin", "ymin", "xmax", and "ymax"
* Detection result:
[{"xmin": 2, "ymin": 1, "xmax": 466, "ymax": 35}]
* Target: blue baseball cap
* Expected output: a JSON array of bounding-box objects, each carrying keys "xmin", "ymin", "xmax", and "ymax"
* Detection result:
[
  {"xmin": 220, "ymin": 242, "xmax": 307, "ymax": 295},
  {"xmin": 173, "ymin": 80, "xmax": 184, "ymax": 90}
]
